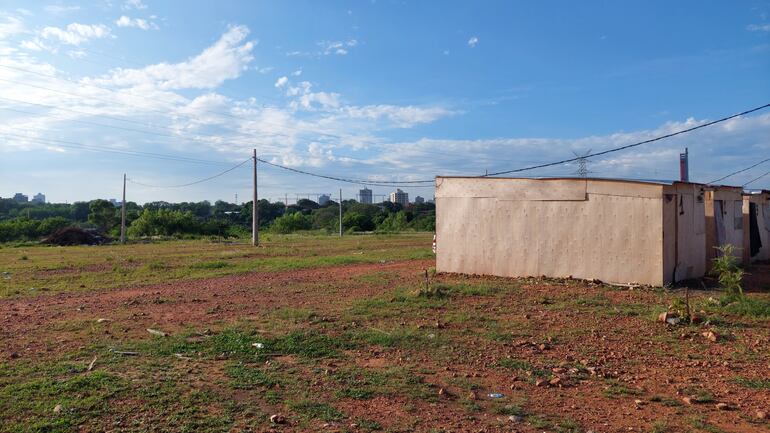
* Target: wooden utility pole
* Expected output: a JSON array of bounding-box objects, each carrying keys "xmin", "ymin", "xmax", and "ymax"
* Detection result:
[
  {"xmin": 252, "ymin": 149, "xmax": 259, "ymax": 246},
  {"xmin": 120, "ymin": 173, "xmax": 126, "ymax": 244},
  {"xmin": 338, "ymin": 189, "xmax": 343, "ymax": 237}
]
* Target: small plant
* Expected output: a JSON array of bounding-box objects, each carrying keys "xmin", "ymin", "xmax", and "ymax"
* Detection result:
[
  {"xmin": 711, "ymin": 245, "xmax": 744, "ymax": 297},
  {"xmin": 19, "ymin": 255, "xmax": 27, "ymax": 261}
]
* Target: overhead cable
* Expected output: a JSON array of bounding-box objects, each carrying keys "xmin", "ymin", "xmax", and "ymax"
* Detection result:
[
  {"xmin": 127, "ymin": 159, "xmax": 251, "ymax": 188},
  {"xmin": 707, "ymin": 157, "xmax": 770, "ymax": 185},
  {"xmin": 483, "ymin": 102, "xmax": 770, "ymax": 177}
]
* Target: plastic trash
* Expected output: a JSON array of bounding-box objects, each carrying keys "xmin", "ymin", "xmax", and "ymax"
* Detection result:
[
  {"xmin": 488, "ymin": 393, "xmax": 504, "ymax": 399},
  {"xmin": 252, "ymin": 342, "xmax": 264, "ymax": 349}
]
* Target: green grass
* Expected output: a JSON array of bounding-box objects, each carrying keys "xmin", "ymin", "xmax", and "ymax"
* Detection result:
[
  {"xmin": 0, "ymin": 233, "xmax": 433, "ymax": 298},
  {"xmin": 288, "ymin": 400, "xmax": 345, "ymax": 422},
  {"xmin": 732, "ymin": 376, "xmax": 770, "ymax": 389},
  {"xmin": 0, "ymin": 362, "xmax": 127, "ymax": 433}
]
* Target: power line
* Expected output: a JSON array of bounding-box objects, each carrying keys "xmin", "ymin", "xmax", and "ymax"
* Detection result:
[
  {"xmin": 743, "ymin": 170, "xmax": 770, "ymax": 187},
  {"xmin": 127, "ymin": 158, "xmax": 251, "ymax": 188},
  {"xmin": 707, "ymin": 157, "xmax": 770, "ymax": 185},
  {"xmin": 256, "ymin": 157, "xmax": 434, "ymax": 187},
  {"xmin": 0, "ymin": 132, "xmax": 233, "ymax": 166},
  {"xmin": 484, "ymin": 102, "xmax": 770, "ymax": 177}
]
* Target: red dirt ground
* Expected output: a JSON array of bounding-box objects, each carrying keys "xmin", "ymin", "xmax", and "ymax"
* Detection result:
[{"xmin": 2, "ymin": 259, "xmax": 769, "ymax": 432}]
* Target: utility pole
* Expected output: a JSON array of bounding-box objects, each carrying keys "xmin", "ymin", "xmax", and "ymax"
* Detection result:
[
  {"xmin": 120, "ymin": 173, "xmax": 126, "ymax": 244},
  {"xmin": 338, "ymin": 188, "xmax": 343, "ymax": 237},
  {"xmin": 252, "ymin": 149, "xmax": 259, "ymax": 246}
]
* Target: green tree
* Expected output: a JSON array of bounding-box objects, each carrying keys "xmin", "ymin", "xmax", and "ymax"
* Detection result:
[
  {"xmin": 270, "ymin": 212, "xmax": 312, "ymax": 233},
  {"xmin": 88, "ymin": 199, "xmax": 117, "ymax": 231}
]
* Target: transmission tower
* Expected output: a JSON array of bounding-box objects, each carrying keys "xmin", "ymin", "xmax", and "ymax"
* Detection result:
[{"xmin": 573, "ymin": 149, "xmax": 592, "ymax": 178}]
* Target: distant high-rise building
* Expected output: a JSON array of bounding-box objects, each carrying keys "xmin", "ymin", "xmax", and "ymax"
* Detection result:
[
  {"xmin": 12, "ymin": 193, "xmax": 28, "ymax": 203},
  {"xmin": 31, "ymin": 193, "xmax": 45, "ymax": 204},
  {"xmin": 414, "ymin": 196, "xmax": 425, "ymax": 204},
  {"xmin": 389, "ymin": 189, "xmax": 409, "ymax": 206},
  {"xmin": 318, "ymin": 194, "xmax": 330, "ymax": 205},
  {"xmin": 359, "ymin": 188, "xmax": 373, "ymax": 204}
]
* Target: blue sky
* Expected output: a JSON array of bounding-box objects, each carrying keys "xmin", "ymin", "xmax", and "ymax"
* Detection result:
[{"xmin": 0, "ymin": 0, "xmax": 769, "ymax": 204}]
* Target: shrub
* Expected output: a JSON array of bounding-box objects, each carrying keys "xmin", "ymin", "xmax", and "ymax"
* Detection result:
[{"xmin": 711, "ymin": 244, "xmax": 744, "ymax": 297}]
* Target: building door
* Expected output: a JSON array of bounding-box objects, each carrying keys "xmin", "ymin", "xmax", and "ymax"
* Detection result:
[{"xmin": 749, "ymin": 202, "xmax": 762, "ymax": 257}]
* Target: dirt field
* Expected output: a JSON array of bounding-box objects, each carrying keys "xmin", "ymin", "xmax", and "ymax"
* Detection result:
[{"xmin": 1, "ymin": 233, "xmax": 768, "ymax": 433}]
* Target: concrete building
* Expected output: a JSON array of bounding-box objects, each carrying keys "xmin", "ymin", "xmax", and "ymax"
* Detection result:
[
  {"xmin": 12, "ymin": 193, "xmax": 28, "ymax": 203},
  {"xmin": 318, "ymin": 194, "xmax": 330, "ymax": 206},
  {"xmin": 704, "ymin": 186, "xmax": 745, "ymax": 268},
  {"xmin": 31, "ymin": 193, "xmax": 45, "ymax": 204},
  {"xmin": 389, "ymin": 189, "xmax": 409, "ymax": 207},
  {"xmin": 743, "ymin": 191, "xmax": 770, "ymax": 263},
  {"xmin": 435, "ymin": 177, "xmax": 709, "ymax": 286},
  {"xmin": 414, "ymin": 196, "xmax": 425, "ymax": 204},
  {"xmin": 359, "ymin": 188, "xmax": 373, "ymax": 204}
]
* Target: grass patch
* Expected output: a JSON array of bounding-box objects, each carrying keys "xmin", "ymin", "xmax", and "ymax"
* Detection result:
[
  {"xmin": 496, "ymin": 358, "xmax": 550, "ymax": 378},
  {"xmin": 0, "ymin": 365, "xmax": 127, "ymax": 433},
  {"xmin": 732, "ymin": 376, "xmax": 770, "ymax": 389},
  {"xmin": 226, "ymin": 363, "xmax": 279, "ymax": 389},
  {"xmin": 603, "ymin": 380, "xmax": 642, "ymax": 398},
  {"xmin": 288, "ymin": 400, "xmax": 344, "ymax": 422},
  {"xmin": 189, "ymin": 260, "xmax": 233, "ymax": 269}
]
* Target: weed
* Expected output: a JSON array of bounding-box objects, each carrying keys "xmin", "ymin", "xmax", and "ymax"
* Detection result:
[
  {"xmin": 289, "ymin": 400, "xmax": 344, "ymax": 422},
  {"xmin": 226, "ymin": 363, "xmax": 279, "ymax": 389},
  {"xmin": 651, "ymin": 420, "xmax": 670, "ymax": 433},
  {"xmin": 603, "ymin": 380, "xmax": 642, "ymax": 398},
  {"xmin": 711, "ymin": 244, "xmax": 744, "ymax": 297},
  {"xmin": 355, "ymin": 417, "xmax": 383, "ymax": 431},
  {"xmin": 496, "ymin": 358, "xmax": 550, "ymax": 378},
  {"xmin": 189, "ymin": 260, "xmax": 232, "ymax": 269},
  {"xmin": 732, "ymin": 376, "xmax": 770, "ymax": 389}
]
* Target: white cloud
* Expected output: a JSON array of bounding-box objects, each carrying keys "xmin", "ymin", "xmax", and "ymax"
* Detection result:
[
  {"xmin": 43, "ymin": 4, "xmax": 81, "ymax": 14},
  {"xmin": 344, "ymin": 105, "xmax": 456, "ymax": 128},
  {"xmin": 747, "ymin": 23, "xmax": 770, "ymax": 32},
  {"xmin": 0, "ymin": 14, "xmax": 25, "ymax": 39},
  {"xmin": 318, "ymin": 39, "xmax": 358, "ymax": 55},
  {"xmin": 123, "ymin": 0, "xmax": 148, "ymax": 10},
  {"xmin": 274, "ymin": 76, "xmax": 289, "ymax": 87},
  {"xmin": 40, "ymin": 23, "xmax": 112, "ymax": 46},
  {"xmin": 90, "ymin": 25, "xmax": 255, "ymax": 90},
  {"xmin": 467, "ymin": 36, "xmax": 479, "ymax": 47},
  {"xmin": 115, "ymin": 15, "xmax": 158, "ymax": 30},
  {"xmin": 291, "ymin": 69, "xmax": 302, "ymax": 76}
]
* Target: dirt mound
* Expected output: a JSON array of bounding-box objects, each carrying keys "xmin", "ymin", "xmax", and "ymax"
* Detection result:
[{"xmin": 42, "ymin": 227, "xmax": 110, "ymax": 246}]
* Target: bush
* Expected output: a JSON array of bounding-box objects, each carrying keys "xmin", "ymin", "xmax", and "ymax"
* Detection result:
[
  {"xmin": 711, "ymin": 244, "xmax": 744, "ymax": 297},
  {"xmin": 270, "ymin": 212, "xmax": 312, "ymax": 234}
]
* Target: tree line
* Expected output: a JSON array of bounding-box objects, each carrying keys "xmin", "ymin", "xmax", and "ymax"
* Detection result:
[{"xmin": 0, "ymin": 197, "xmax": 435, "ymax": 242}]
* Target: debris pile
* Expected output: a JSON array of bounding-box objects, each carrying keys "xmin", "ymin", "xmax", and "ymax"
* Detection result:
[{"xmin": 42, "ymin": 227, "xmax": 110, "ymax": 246}]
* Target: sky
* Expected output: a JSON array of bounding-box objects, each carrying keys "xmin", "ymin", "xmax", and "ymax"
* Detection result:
[{"xmin": 0, "ymin": 0, "xmax": 769, "ymax": 204}]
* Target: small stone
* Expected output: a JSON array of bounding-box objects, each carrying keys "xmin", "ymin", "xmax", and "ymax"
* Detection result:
[
  {"xmin": 270, "ymin": 414, "xmax": 286, "ymax": 424},
  {"xmin": 507, "ymin": 415, "xmax": 523, "ymax": 423},
  {"xmin": 53, "ymin": 404, "xmax": 62, "ymax": 414},
  {"xmin": 756, "ymin": 410, "xmax": 767, "ymax": 420},
  {"xmin": 9, "ymin": 352, "xmax": 19, "ymax": 359},
  {"xmin": 538, "ymin": 343, "xmax": 549, "ymax": 350},
  {"xmin": 715, "ymin": 403, "xmax": 729, "ymax": 411},
  {"xmin": 552, "ymin": 367, "xmax": 566, "ymax": 374},
  {"xmin": 549, "ymin": 377, "xmax": 562, "ymax": 386},
  {"xmin": 468, "ymin": 391, "xmax": 477, "ymax": 400},
  {"xmin": 438, "ymin": 388, "xmax": 446, "ymax": 396},
  {"xmin": 702, "ymin": 331, "xmax": 719, "ymax": 342},
  {"xmin": 535, "ymin": 378, "xmax": 547, "ymax": 387},
  {"xmin": 683, "ymin": 397, "xmax": 694, "ymax": 405}
]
